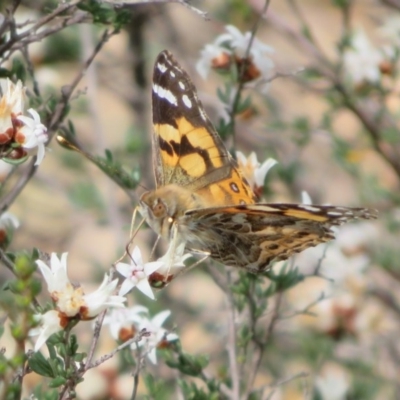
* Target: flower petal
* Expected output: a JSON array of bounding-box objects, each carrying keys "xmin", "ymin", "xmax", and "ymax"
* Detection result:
[{"xmin": 32, "ymin": 310, "xmax": 63, "ymax": 351}]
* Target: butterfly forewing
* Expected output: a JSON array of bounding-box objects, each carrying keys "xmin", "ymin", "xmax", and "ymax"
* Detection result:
[{"xmin": 152, "ymin": 50, "xmax": 255, "ymax": 206}]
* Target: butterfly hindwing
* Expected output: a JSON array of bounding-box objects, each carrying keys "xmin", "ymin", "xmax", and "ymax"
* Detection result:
[{"xmin": 182, "ymin": 203, "xmax": 377, "ymax": 271}]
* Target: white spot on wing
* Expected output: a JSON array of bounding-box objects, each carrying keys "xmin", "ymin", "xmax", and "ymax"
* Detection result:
[
  {"xmin": 232, "ymin": 213, "xmax": 246, "ymax": 224},
  {"xmin": 298, "ymin": 205, "xmax": 321, "ymax": 212},
  {"xmin": 189, "ymin": 93, "xmax": 207, "ymax": 120},
  {"xmin": 170, "ymin": 71, "xmax": 176, "ymax": 78},
  {"xmin": 153, "ymin": 84, "xmax": 177, "ymax": 106},
  {"xmin": 178, "ymin": 81, "xmax": 185, "ymax": 90},
  {"xmin": 182, "ymin": 94, "xmax": 192, "ymax": 108},
  {"xmin": 157, "ymin": 62, "xmax": 167, "ymax": 73},
  {"xmin": 199, "ymin": 107, "xmax": 207, "ymax": 120},
  {"xmin": 327, "ymin": 211, "xmax": 345, "ymax": 216}
]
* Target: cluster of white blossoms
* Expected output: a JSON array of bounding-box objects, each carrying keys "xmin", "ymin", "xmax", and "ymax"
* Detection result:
[
  {"xmin": 343, "ymin": 29, "xmax": 385, "ymax": 85},
  {"xmin": 32, "ymin": 245, "xmax": 189, "ymax": 360},
  {"xmin": 32, "ymin": 253, "xmax": 126, "ymax": 351},
  {"xmin": 103, "ymin": 307, "xmax": 178, "ymax": 364},
  {"xmin": 343, "ymin": 18, "xmax": 400, "ymax": 86},
  {"xmin": 0, "ymin": 79, "xmax": 48, "ymax": 165},
  {"xmin": 196, "ymin": 25, "xmax": 275, "ymax": 93}
]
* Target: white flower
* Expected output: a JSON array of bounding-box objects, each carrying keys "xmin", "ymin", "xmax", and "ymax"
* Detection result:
[
  {"xmin": 83, "ymin": 274, "xmax": 126, "ymax": 319},
  {"xmin": 0, "ymin": 212, "xmax": 19, "ymax": 230},
  {"xmin": 300, "ymin": 191, "xmax": 313, "ymax": 205},
  {"xmin": 0, "ymin": 211, "xmax": 19, "ymax": 246},
  {"xmin": 197, "ymin": 25, "xmax": 274, "ymax": 93},
  {"xmin": 196, "ymin": 43, "xmax": 231, "ymax": 79},
  {"xmin": 133, "ymin": 310, "xmax": 178, "ymax": 364},
  {"xmin": 32, "ymin": 252, "xmax": 126, "ymax": 351},
  {"xmin": 343, "ymin": 29, "xmax": 383, "ymax": 85},
  {"xmin": 16, "ymin": 108, "xmax": 48, "ymax": 165},
  {"xmin": 116, "ymin": 246, "xmax": 163, "ymax": 299},
  {"xmin": 335, "ymin": 222, "xmax": 378, "ymax": 254},
  {"xmin": 0, "ymin": 79, "xmax": 25, "ymax": 143},
  {"xmin": 0, "ymin": 79, "xmax": 25, "ymax": 114},
  {"xmin": 155, "ymin": 242, "xmax": 192, "ymax": 276},
  {"xmin": 31, "ymin": 310, "xmax": 65, "ymax": 352},
  {"xmin": 36, "ymin": 252, "xmax": 70, "ymax": 294},
  {"xmin": 378, "ymin": 16, "xmax": 400, "ymax": 46},
  {"xmin": 103, "ymin": 306, "xmax": 149, "ymax": 341},
  {"xmin": 236, "ymin": 151, "xmax": 277, "ymax": 191},
  {"xmin": 36, "ymin": 252, "xmax": 125, "ymax": 319},
  {"xmin": 315, "ymin": 363, "xmax": 350, "ymax": 400},
  {"xmin": 0, "ymin": 79, "xmax": 48, "ymax": 164},
  {"xmin": 216, "ymin": 25, "xmax": 274, "ymax": 58}
]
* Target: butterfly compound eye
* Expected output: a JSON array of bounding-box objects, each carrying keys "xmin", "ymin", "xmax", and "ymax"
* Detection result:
[{"xmin": 152, "ymin": 199, "xmax": 167, "ymax": 218}]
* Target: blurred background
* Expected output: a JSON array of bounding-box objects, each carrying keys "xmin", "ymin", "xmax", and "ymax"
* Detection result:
[{"xmin": 0, "ymin": 0, "xmax": 399, "ymax": 399}]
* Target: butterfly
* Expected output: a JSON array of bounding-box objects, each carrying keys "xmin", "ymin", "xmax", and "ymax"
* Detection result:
[{"xmin": 138, "ymin": 50, "xmax": 377, "ymax": 277}]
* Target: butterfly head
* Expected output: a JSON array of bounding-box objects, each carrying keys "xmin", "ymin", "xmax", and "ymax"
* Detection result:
[
  {"xmin": 139, "ymin": 191, "xmax": 173, "ymax": 239},
  {"xmin": 139, "ymin": 184, "xmax": 204, "ymax": 239}
]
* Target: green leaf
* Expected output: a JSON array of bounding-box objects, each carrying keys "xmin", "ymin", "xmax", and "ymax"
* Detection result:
[
  {"xmin": 236, "ymin": 95, "xmax": 252, "ymax": 114},
  {"xmin": 69, "ymin": 334, "xmax": 79, "ymax": 356},
  {"xmin": 263, "ymin": 264, "xmax": 304, "ymax": 291},
  {"xmin": 69, "ymin": 181, "xmax": 104, "ymax": 212},
  {"xmin": 28, "ymin": 352, "xmax": 55, "ymax": 378},
  {"xmin": 11, "ymin": 58, "xmax": 26, "ymax": 82},
  {"xmin": 292, "ymin": 116, "xmax": 311, "ymax": 146},
  {"xmin": 48, "ymin": 376, "xmax": 67, "ymax": 388},
  {"xmin": 143, "ymin": 373, "xmax": 171, "ymax": 399},
  {"xmin": 179, "ymin": 380, "xmax": 220, "ymax": 400},
  {"xmin": 165, "ymin": 351, "xmax": 209, "ymax": 377},
  {"xmin": 331, "ymin": 0, "xmax": 350, "ymax": 8},
  {"xmin": 216, "ymin": 83, "xmax": 232, "ymax": 105},
  {"xmin": 32, "ymin": 385, "xmax": 58, "ymax": 400},
  {"xmin": 0, "ymin": 68, "xmax": 12, "ymax": 78}
]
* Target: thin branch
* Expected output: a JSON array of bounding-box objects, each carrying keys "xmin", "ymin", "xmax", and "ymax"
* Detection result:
[
  {"xmin": 243, "ymin": 291, "xmax": 284, "ymax": 399},
  {"xmin": 380, "ymin": 0, "xmax": 400, "ymax": 11},
  {"xmin": 99, "ymin": 0, "xmax": 209, "ymax": 20},
  {"xmin": 49, "ymin": 28, "xmax": 116, "ymax": 133},
  {"xmin": 286, "ymin": 0, "xmax": 328, "ymax": 60},
  {"xmin": 265, "ymin": 9, "xmax": 335, "ymax": 79},
  {"xmin": 225, "ymin": 271, "xmax": 240, "ymax": 400},
  {"xmin": 333, "ymin": 82, "xmax": 400, "ymax": 178},
  {"xmin": 0, "ymin": 2, "xmax": 87, "ymax": 59},
  {"xmin": 229, "ymin": 0, "xmax": 271, "ymax": 148},
  {"xmin": 263, "ymin": 371, "xmax": 309, "ymax": 400},
  {"xmin": 279, "ymin": 291, "xmax": 327, "ymax": 320},
  {"xmin": 204, "ymin": 264, "xmax": 229, "ymax": 292},
  {"xmin": 368, "ymin": 287, "xmax": 400, "ymax": 317},
  {"xmin": 20, "ymin": 46, "xmax": 40, "ymax": 97},
  {"xmin": 0, "ymin": 28, "xmax": 117, "ymax": 213},
  {"xmin": 0, "ymin": 158, "xmax": 37, "ymax": 213},
  {"xmin": 0, "ymin": 0, "xmax": 22, "ymax": 38},
  {"xmin": 87, "ymin": 330, "xmax": 148, "ymax": 369}
]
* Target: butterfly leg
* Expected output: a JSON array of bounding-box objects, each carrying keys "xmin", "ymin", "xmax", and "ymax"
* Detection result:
[
  {"xmin": 161, "ymin": 222, "xmax": 183, "ymax": 283},
  {"xmin": 113, "ymin": 206, "xmax": 145, "ymax": 266}
]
